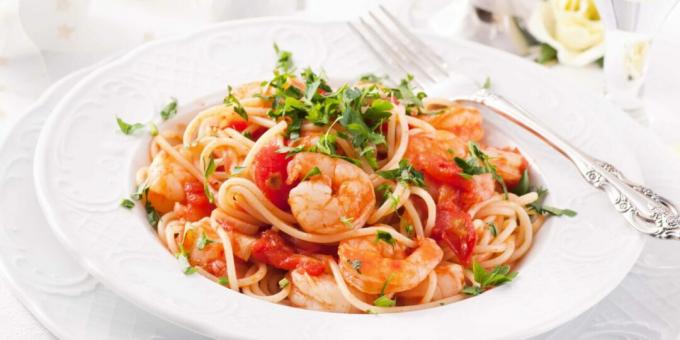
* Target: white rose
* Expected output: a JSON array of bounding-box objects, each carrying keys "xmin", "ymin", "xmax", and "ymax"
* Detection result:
[{"xmin": 528, "ymin": 0, "xmax": 605, "ymax": 66}]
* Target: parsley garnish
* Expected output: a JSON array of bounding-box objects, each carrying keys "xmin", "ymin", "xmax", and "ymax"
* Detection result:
[
  {"xmin": 203, "ymin": 156, "xmax": 216, "ymax": 203},
  {"xmin": 512, "ymin": 169, "xmax": 530, "ymax": 196},
  {"xmin": 358, "ymin": 73, "xmax": 387, "ymax": 83},
  {"xmin": 482, "ymin": 76, "xmax": 492, "ymax": 89},
  {"xmin": 376, "ymin": 160, "xmax": 425, "ymax": 187},
  {"xmin": 273, "ymin": 43, "xmax": 294, "ymax": 73},
  {"xmin": 276, "ymin": 145, "xmax": 305, "ymax": 157},
  {"xmin": 529, "ymin": 187, "xmax": 577, "ymax": 217},
  {"xmin": 302, "ymin": 166, "xmax": 321, "ymax": 181},
  {"xmin": 404, "ymin": 224, "xmax": 414, "ymax": 237},
  {"xmin": 116, "ymin": 117, "xmax": 145, "ymax": 135},
  {"xmin": 218, "ymin": 276, "xmax": 229, "ymax": 286},
  {"xmin": 349, "ymin": 259, "xmax": 362, "ymax": 273},
  {"xmin": 176, "ymin": 252, "xmax": 197, "ymax": 275},
  {"xmin": 462, "ymin": 262, "xmax": 517, "ymax": 296},
  {"xmin": 278, "ymin": 278, "xmax": 290, "ymax": 289},
  {"xmin": 196, "ymin": 232, "xmax": 214, "ymax": 250},
  {"xmin": 340, "ymin": 216, "xmax": 353, "ymax": 227},
  {"xmin": 231, "ymin": 165, "xmax": 245, "ymax": 175},
  {"xmin": 375, "ymin": 230, "xmax": 396, "ymax": 246},
  {"xmin": 160, "ymin": 97, "xmax": 178, "ymax": 121},
  {"xmin": 148, "ymin": 122, "xmax": 159, "ymax": 136},
  {"xmin": 120, "ymin": 198, "xmax": 135, "ymax": 209},
  {"xmin": 454, "ymin": 141, "xmax": 507, "ymax": 196},
  {"xmin": 389, "ymin": 74, "xmax": 426, "ymax": 111},
  {"xmin": 224, "ymin": 85, "xmax": 248, "ymax": 120},
  {"xmin": 488, "ymin": 222, "xmax": 498, "ymax": 237},
  {"xmin": 536, "ymin": 43, "xmax": 557, "ymax": 65},
  {"xmin": 373, "ymin": 273, "xmax": 396, "ymax": 307},
  {"xmin": 145, "ymin": 200, "xmax": 160, "ymax": 227}
]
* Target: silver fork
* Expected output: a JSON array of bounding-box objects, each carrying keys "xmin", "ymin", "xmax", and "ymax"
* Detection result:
[{"xmin": 349, "ymin": 5, "xmax": 680, "ymax": 240}]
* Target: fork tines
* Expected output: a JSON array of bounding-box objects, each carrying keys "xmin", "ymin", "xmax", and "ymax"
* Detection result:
[{"xmin": 348, "ymin": 5, "xmax": 451, "ymax": 89}]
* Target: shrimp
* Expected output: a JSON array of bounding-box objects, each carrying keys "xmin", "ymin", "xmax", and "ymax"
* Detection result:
[
  {"xmin": 288, "ymin": 271, "xmax": 358, "ymax": 313},
  {"xmin": 286, "ymin": 153, "xmax": 375, "ymax": 234},
  {"xmin": 485, "ymin": 147, "xmax": 528, "ymax": 188},
  {"xmin": 145, "ymin": 150, "xmax": 194, "ymax": 213},
  {"xmin": 421, "ymin": 100, "xmax": 484, "ymax": 142},
  {"xmin": 337, "ymin": 235, "xmax": 443, "ymax": 294},
  {"xmin": 178, "ymin": 218, "xmax": 256, "ymax": 276},
  {"xmin": 398, "ymin": 262, "xmax": 465, "ymax": 301},
  {"xmin": 405, "ymin": 130, "xmax": 468, "ymax": 190}
]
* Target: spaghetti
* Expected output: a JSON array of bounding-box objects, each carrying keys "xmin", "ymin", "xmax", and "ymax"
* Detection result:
[{"xmin": 130, "ymin": 47, "xmax": 562, "ymax": 314}]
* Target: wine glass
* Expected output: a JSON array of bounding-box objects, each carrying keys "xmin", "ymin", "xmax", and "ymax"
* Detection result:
[{"xmin": 594, "ymin": 0, "xmax": 679, "ymax": 115}]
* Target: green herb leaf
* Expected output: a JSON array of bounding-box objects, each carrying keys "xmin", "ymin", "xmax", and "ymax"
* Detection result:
[
  {"xmin": 148, "ymin": 122, "xmax": 159, "ymax": 136},
  {"xmin": 116, "ymin": 117, "xmax": 145, "ymax": 135},
  {"xmin": 160, "ymin": 97, "xmax": 178, "ymax": 121},
  {"xmin": 358, "ymin": 73, "xmax": 386, "ymax": 83},
  {"xmin": 482, "ymin": 76, "xmax": 492, "ymax": 89},
  {"xmin": 145, "ymin": 200, "xmax": 160, "ymax": 228},
  {"xmin": 224, "ymin": 85, "xmax": 248, "ymax": 120},
  {"xmin": 462, "ymin": 286, "xmax": 482, "ymax": 296},
  {"xmin": 404, "ymin": 224, "xmax": 414, "ymax": 237},
  {"xmin": 218, "ymin": 276, "xmax": 229, "ymax": 286},
  {"xmin": 340, "ymin": 216, "xmax": 354, "ymax": 227},
  {"xmin": 376, "ymin": 160, "xmax": 425, "ymax": 187},
  {"xmin": 231, "ymin": 165, "xmax": 246, "ymax": 175},
  {"xmin": 276, "ymin": 145, "xmax": 305, "ymax": 157},
  {"xmin": 177, "ymin": 252, "xmax": 196, "ymax": 275},
  {"xmin": 196, "ymin": 232, "xmax": 214, "ymax": 250},
  {"xmin": 203, "ymin": 156, "xmax": 216, "ymax": 203},
  {"xmin": 373, "ymin": 295, "xmax": 396, "ymax": 307},
  {"xmin": 528, "ymin": 187, "xmax": 577, "ymax": 217},
  {"xmin": 462, "ymin": 261, "xmax": 518, "ymax": 296},
  {"xmin": 488, "ymin": 222, "xmax": 498, "ymax": 237},
  {"xmin": 349, "ymin": 259, "xmax": 362, "ymax": 273},
  {"xmin": 375, "ymin": 230, "xmax": 396, "ymax": 246},
  {"xmin": 541, "ymin": 206, "xmax": 578, "ymax": 217},
  {"xmin": 389, "ymin": 74, "xmax": 426, "ymax": 110},
  {"xmin": 278, "ymin": 277, "xmax": 290, "ymax": 289},
  {"xmin": 512, "ymin": 169, "xmax": 530, "ymax": 196},
  {"xmin": 460, "ymin": 142, "xmax": 508, "ymax": 197},
  {"xmin": 536, "ymin": 43, "xmax": 557, "ymax": 65},
  {"xmin": 120, "ymin": 198, "xmax": 135, "ymax": 209},
  {"xmin": 302, "ymin": 166, "xmax": 321, "ymax": 181},
  {"xmin": 273, "ymin": 43, "xmax": 294, "ymax": 73}
]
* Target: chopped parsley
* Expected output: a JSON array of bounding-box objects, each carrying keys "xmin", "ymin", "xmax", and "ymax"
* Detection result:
[
  {"xmin": 302, "ymin": 166, "xmax": 321, "ymax": 181},
  {"xmin": 358, "ymin": 73, "xmax": 387, "ymax": 83},
  {"xmin": 404, "ymin": 224, "xmax": 414, "ymax": 237},
  {"xmin": 276, "ymin": 145, "xmax": 305, "ymax": 157},
  {"xmin": 373, "ymin": 273, "xmax": 396, "ymax": 307},
  {"xmin": 488, "ymin": 222, "xmax": 498, "ymax": 237},
  {"xmin": 160, "ymin": 97, "xmax": 178, "ymax": 121},
  {"xmin": 196, "ymin": 232, "xmax": 214, "ymax": 250},
  {"xmin": 203, "ymin": 156, "xmax": 216, "ymax": 203},
  {"xmin": 454, "ymin": 141, "xmax": 507, "ymax": 196},
  {"xmin": 148, "ymin": 122, "xmax": 159, "ymax": 136},
  {"xmin": 224, "ymin": 85, "xmax": 248, "ymax": 120},
  {"xmin": 145, "ymin": 200, "xmax": 160, "ymax": 228},
  {"xmin": 481, "ymin": 76, "xmax": 492, "ymax": 89},
  {"xmin": 116, "ymin": 117, "xmax": 145, "ymax": 135},
  {"xmin": 377, "ymin": 159, "xmax": 425, "ymax": 187},
  {"xmin": 120, "ymin": 198, "xmax": 135, "ymax": 209},
  {"xmin": 340, "ymin": 216, "xmax": 354, "ymax": 227},
  {"xmin": 278, "ymin": 278, "xmax": 290, "ymax": 289},
  {"xmin": 528, "ymin": 187, "xmax": 577, "ymax": 217},
  {"xmin": 375, "ymin": 230, "xmax": 396, "ymax": 246},
  {"xmin": 349, "ymin": 259, "xmax": 362, "ymax": 273},
  {"xmin": 462, "ymin": 262, "xmax": 518, "ymax": 296},
  {"xmin": 511, "ymin": 169, "xmax": 530, "ymax": 196},
  {"xmin": 176, "ymin": 252, "xmax": 197, "ymax": 275},
  {"xmin": 218, "ymin": 276, "xmax": 229, "ymax": 286},
  {"xmin": 388, "ymin": 74, "xmax": 426, "ymax": 111}
]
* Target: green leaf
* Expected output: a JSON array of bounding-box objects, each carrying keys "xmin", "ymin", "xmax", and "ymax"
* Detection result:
[
  {"xmin": 481, "ymin": 76, "xmax": 492, "ymax": 89},
  {"xmin": 273, "ymin": 43, "xmax": 294, "ymax": 73},
  {"xmin": 302, "ymin": 166, "xmax": 321, "ymax": 181},
  {"xmin": 177, "ymin": 252, "xmax": 196, "ymax": 275},
  {"xmin": 536, "ymin": 43, "xmax": 557, "ymax": 65},
  {"xmin": 340, "ymin": 216, "xmax": 354, "ymax": 227},
  {"xmin": 462, "ymin": 286, "xmax": 482, "ymax": 296},
  {"xmin": 375, "ymin": 230, "xmax": 396, "ymax": 246},
  {"xmin": 278, "ymin": 278, "xmax": 290, "ymax": 289},
  {"xmin": 196, "ymin": 232, "xmax": 214, "ymax": 250},
  {"xmin": 466, "ymin": 261, "xmax": 518, "ymax": 295},
  {"xmin": 224, "ymin": 85, "xmax": 248, "ymax": 121},
  {"xmin": 512, "ymin": 169, "xmax": 530, "ymax": 196},
  {"xmin": 276, "ymin": 145, "xmax": 305, "ymax": 157},
  {"xmin": 358, "ymin": 73, "xmax": 386, "ymax": 83},
  {"xmin": 465, "ymin": 141, "xmax": 508, "ymax": 197},
  {"xmin": 404, "ymin": 224, "xmax": 414, "ymax": 237},
  {"xmin": 349, "ymin": 259, "xmax": 362, "ymax": 273},
  {"xmin": 148, "ymin": 122, "xmax": 159, "ymax": 136},
  {"xmin": 528, "ymin": 187, "xmax": 577, "ymax": 217},
  {"xmin": 488, "ymin": 222, "xmax": 497, "ymax": 237},
  {"xmin": 376, "ymin": 160, "xmax": 425, "ymax": 187},
  {"xmin": 145, "ymin": 200, "xmax": 160, "ymax": 228},
  {"xmin": 218, "ymin": 276, "xmax": 229, "ymax": 286},
  {"xmin": 373, "ymin": 295, "xmax": 396, "ymax": 307},
  {"xmin": 203, "ymin": 156, "xmax": 216, "ymax": 203},
  {"xmin": 120, "ymin": 198, "xmax": 135, "ymax": 209},
  {"xmin": 116, "ymin": 117, "xmax": 145, "ymax": 135},
  {"xmin": 541, "ymin": 206, "xmax": 578, "ymax": 217},
  {"xmin": 363, "ymin": 99, "xmax": 393, "ymax": 122},
  {"xmin": 160, "ymin": 97, "xmax": 178, "ymax": 121}
]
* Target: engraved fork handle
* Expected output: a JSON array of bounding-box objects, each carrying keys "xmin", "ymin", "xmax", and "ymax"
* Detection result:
[{"xmin": 452, "ymin": 89, "xmax": 680, "ymax": 240}]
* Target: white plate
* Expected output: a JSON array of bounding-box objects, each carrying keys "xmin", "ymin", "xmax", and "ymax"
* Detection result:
[
  {"xmin": 0, "ymin": 65, "xmax": 207, "ymax": 340},
  {"xmin": 33, "ymin": 18, "xmax": 644, "ymax": 339}
]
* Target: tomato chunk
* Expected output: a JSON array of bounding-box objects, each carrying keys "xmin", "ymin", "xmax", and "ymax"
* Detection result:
[
  {"xmin": 431, "ymin": 206, "xmax": 476, "ymax": 267},
  {"xmin": 251, "ymin": 230, "xmax": 325, "ymax": 276},
  {"xmin": 252, "ymin": 144, "xmax": 296, "ymax": 210},
  {"xmin": 178, "ymin": 181, "xmax": 214, "ymax": 221},
  {"xmin": 226, "ymin": 119, "xmax": 248, "ymax": 132}
]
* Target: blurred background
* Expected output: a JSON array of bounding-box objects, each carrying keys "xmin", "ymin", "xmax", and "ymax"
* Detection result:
[{"xmin": 2, "ymin": 0, "xmax": 677, "ymax": 154}]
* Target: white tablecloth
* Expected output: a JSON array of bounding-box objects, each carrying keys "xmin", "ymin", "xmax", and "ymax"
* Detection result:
[{"xmin": 0, "ymin": 0, "xmax": 678, "ymax": 339}]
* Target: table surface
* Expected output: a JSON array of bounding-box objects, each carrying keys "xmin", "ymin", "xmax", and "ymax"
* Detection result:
[{"xmin": 0, "ymin": 0, "xmax": 678, "ymax": 339}]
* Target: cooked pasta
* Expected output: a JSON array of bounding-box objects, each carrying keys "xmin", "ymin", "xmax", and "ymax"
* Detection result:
[{"xmin": 127, "ymin": 46, "xmax": 563, "ymax": 314}]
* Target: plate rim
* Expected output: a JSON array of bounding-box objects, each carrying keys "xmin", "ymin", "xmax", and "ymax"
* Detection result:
[{"xmin": 32, "ymin": 16, "xmax": 645, "ymax": 340}]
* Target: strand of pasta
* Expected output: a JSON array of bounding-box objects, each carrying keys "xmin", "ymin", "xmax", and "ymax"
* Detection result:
[
  {"xmin": 154, "ymin": 134, "xmax": 204, "ymax": 181},
  {"xmin": 420, "ymin": 271, "xmax": 437, "ymax": 304},
  {"xmin": 410, "ymin": 186, "xmax": 437, "ymax": 237},
  {"xmin": 216, "ymin": 227, "xmax": 240, "ymax": 291},
  {"xmin": 406, "ymin": 116, "xmax": 435, "ymax": 132},
  {"xmin": 403, "ymin": 198, "xmax": 425, "ymax": 240}
]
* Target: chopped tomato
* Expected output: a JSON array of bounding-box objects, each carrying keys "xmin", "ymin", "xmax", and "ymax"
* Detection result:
[
  {"xmin": 225, "ymin": 118, "xmax": 248, "ymax": 132},
  {"xmin": 431, "ymin": 206, "xmax": 476, "ymax": 267},
  {"xmin": 252, "ymin": 144, "xmax": 296, "ymax": 210},
  {"xmin": 178, "ymin": 181, "xmax": 214, "ymax": 221},
  {"xmin": 251, "ymin": 230, "xmax": 325, "ymax": 276},
  {"xmin": 486, "ymin": 147, "xmax": 528, "ymax": 189}
]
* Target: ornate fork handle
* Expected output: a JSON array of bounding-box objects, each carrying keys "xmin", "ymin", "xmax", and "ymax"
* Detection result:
[{"xmin": 452, "ymin": 89, "xmax": 680, "ymax": 240}]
